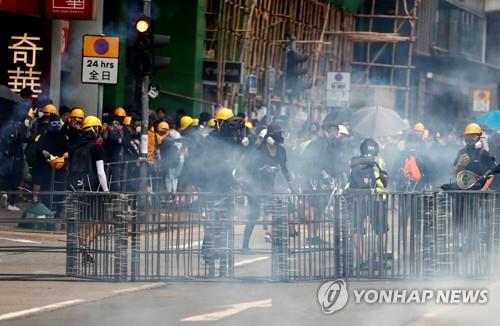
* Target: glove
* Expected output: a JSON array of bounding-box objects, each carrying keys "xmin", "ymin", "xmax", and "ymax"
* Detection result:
[{"xmin": 457, "ymin": 154, "xmax": 470, "ymax": 168}]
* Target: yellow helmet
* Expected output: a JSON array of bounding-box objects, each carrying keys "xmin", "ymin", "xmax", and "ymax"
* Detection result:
[
  {"xmin": 414, "ymin": 122, "xmax": 425, "ymax": 132},
  {"xmin": 123, "ymin": 116, "xmax": 132, "ymax": 126},
  {"xmin": 208, "ymin": 118, "xmax": 216, "ymax": 128},
  {"xmin": 114, "ymin": 107, "xmax": 126, "ymax": 117},
  {"xmin": 82, "ymin": 115, "xmax": 102, "ymax": 129},
  {"xmin": 215, "ymin": 107, "xmax": 234, "ymax": 121},
  {"xmin": 179, "ymin": 116, "xmax": 194, "ymax": 130},
  {"xmin": 70, "ymin": 108, "xmax": 85, "ymax": 119},
  {"xmin": 245, "ymin": 121, "xmax": 253, "ymax": 129},
  {"xmin": 157, "ymin": 121, "xmax": 169, "ymax": 132},
  {"xmin": 48, "ymin": 156, "xmax": 65, "ymax": 170},
  {"xmin": 191, "ymin": 118, "xmax": 199, "ymax": 127},
  {"xmin": 43, "ymin": 104, "xmax": 58, "ymax": 116},
  {"xmin": 464, "ymin": 123, "xmax": 482, "ymax": 135}
]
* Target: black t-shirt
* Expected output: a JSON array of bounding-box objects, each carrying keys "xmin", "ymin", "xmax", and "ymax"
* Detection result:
[
  {"xmin": 250, "ymin": 143, "xmax": 290, "ymax": 191},
  {"xmin": 68, "ymin": 138, "xmax": 106, "ymax": 191},
  {"xmin": 453, "ymin": 147, "xmax": 495, "ymax": 176}
]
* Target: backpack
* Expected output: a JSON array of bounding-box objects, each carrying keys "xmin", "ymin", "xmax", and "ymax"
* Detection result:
[
  {"xmin": 349, "ymin": 156, "xmax": 376, "ymax": 190},
  {"xmin": 68, "ymin": 141, "xmax": 99, "ymax": 191},
  {"xmin": 403, "ymin": 155, "xmax": 422, "ymax": 182}
]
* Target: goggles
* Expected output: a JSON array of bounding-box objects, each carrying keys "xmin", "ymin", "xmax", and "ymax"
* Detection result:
[{"xmin": 50, "ymin": 121, "xmax": 62, "ymax": 128}]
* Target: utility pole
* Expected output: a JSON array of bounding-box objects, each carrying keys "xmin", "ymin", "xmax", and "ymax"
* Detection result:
[{"xmin": 139, "ymin": 0, "xmax": 151, "ymax": 192}]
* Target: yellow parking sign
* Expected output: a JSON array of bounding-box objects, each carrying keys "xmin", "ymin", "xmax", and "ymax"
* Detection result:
[{"xmin": 83, "ymin": 35, "xmax": 119, "ymax": 58}]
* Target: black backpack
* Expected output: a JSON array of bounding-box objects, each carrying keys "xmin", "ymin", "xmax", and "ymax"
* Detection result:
[
  {"xmin": 68, "ymin": 141, "xmax": 98, "ymax": 191},
  {"xmin": 349, "ymin": 156, "xmax": 376, "ymax": 190}
]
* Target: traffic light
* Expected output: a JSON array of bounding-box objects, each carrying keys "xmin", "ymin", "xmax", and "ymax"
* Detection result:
[
  {"xmin": 129, "ymin": 16, "xmax": 153, "ymax": 75},
  {"xmin": 128, "ymin": 16, "xmax": 171, "ymax": 76},
  {"xmin": 152, "ymin": 34, "xmax": 171, "ymax": 73},
  {"xmin": 286, "ymin": 37, "xmax": 311, "ymax": 97}
]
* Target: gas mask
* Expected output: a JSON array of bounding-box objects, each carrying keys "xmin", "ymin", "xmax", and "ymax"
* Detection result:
[{"xmin": 464, "ymin": 135, "xmax": 481, "ymax": 148}]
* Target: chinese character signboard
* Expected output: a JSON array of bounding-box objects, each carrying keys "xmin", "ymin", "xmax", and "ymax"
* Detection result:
[
  {"xmin": 202, "ymin": 60, "xmax": 243, "ymax": 84},
  {"xmin": 0, "ymin": 11, "xmax": 52, "ymax": 99},
  {"xmin": 81, "ymin": 35, "xmax": 119, "ymax": 84},
  {"xmin": 473, "ymin": 90, "xmax": 491, "ymax": 112},
  {"xmin": 46, "ymin": 0, "xmax": 95, "ymax": 20},
  {"xmin": 326, "ymin": 72, "xmax": 350, "ymax": 108}
]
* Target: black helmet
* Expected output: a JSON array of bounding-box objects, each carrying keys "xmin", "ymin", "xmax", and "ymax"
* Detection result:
[{"xmin": 360, "ymin": 138, "xmax": 379, "ymax": 156}]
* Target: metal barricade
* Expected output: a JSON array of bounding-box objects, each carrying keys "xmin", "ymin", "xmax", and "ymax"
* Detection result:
[{"xmin": 1, "ymin": 190, "xmax": 500, "ymax": 281}]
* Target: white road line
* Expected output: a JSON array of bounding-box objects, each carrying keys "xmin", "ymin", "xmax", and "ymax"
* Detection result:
[
  {"xmin": 169, "ymin": 241, "xmax": 203, "ymax": 249},
  {"xmin": 0, "ymin": 299, "xmax": 85, "ymax": 322},
  {"xmin": 112, "ymin": 283, "xmax": 166, "ymax": 294},
  {"xmin": 234, "ymin": 256, "xmax": 270, "ymax": 267},
  {"xmin": 181, "ymin": 299, "xmax": 272, "ymax": 322},
  {"xmin": 0, "ymin": 237, "xmax": 41, "ymax": 244}
]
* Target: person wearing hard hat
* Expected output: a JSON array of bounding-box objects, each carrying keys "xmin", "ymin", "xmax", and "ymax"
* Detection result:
[
  {"xmin": 179, "ymin": 115, "xmax": 194, "ymax": 135},
  {"xmin": 67, "ymin": 116, "xmax": 108, "ymax": 263},
  {"xmin": 63, "ymin": 107, "xmax": 85, "ymax": 149},
  {"xmin": 67, "ymin": 115, "xmax": 108, "ymax": 192},
  {"xmin": 103, "ymin": 107, "xmax": 127, "ymax": 191},
  {"xmin": 453, "ymin": 123, "xmax": 495, "ymax": 191}
]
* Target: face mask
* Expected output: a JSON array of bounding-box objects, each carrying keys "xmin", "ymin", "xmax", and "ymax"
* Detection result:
[
  {"xmin": 135, "ymin": 126, "xmax": 141, "ymax": 133},
  {"xmin": 266, "ymin": 136, "xmax": 275, "ymax": 146},
  {"xmin": 474, "ymin": 140, "xmax": 483, "ymax": 149}
]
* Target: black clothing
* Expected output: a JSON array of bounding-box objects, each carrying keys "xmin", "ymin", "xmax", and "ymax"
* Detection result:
[
  {"xmin": 453, "ymin": 147, "xmax": 495, "ymax": 185},
  {"xmin": 68, "ymin": 135, "xmax": 106, "ymax": 191}
]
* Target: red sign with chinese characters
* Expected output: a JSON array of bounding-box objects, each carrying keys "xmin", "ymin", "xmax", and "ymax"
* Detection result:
[
  {"xmin": 0, "ymin": 0, "xmax": 41, "ymax": 16},
  {"xmin": 46, "ymin": 0, "xmax": 95, "ymax": 20}
]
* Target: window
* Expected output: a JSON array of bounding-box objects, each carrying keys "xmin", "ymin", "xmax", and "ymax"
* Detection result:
[{"xmin": 435, "ymin": 2, "xmax": 485, "ymax": 61}]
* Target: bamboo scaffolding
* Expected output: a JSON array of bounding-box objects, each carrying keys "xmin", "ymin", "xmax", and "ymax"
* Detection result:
[{"xmin": 203, "ymin": 0, "xmax": 419, "ymax": 116}]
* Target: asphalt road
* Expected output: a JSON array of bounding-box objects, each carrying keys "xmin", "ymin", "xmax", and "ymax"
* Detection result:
[
  {"xmin": 2, "ymin": 278, "xmax": 500, "ymax": 326},
  {"xmin": 2, "ymin": 214, "xmax": 500, "ymax": 325}
]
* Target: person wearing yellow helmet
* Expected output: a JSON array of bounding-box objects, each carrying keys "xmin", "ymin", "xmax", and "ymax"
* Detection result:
[
  {"xmin": 452, "ymin": 122, "xmax": 495, "ymax": 191},
  {"xmin": 62, "ymin": 107, "xmax": 85, "ymax": 147},
  {"xmin": 103, "ymin": 107, "xmax": 127, "ymax": 190},
  {"xmin": 179, "ymin": 116, "xmax": 194, "ymax": 134},
  {"xmin": 43, "ymin": 104, "xmax": 58, "ymax": 117},
  {"xmin": 215, "ymin": 107, "xmax": 234, "ymax": 121},
  {"xmin": 68, "ymin": 117, "xmax": 108, "ymax": 263}
]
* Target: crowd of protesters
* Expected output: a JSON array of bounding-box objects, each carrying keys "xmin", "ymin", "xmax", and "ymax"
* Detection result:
[
  {"xmin": 1, "ymin": 87, "xmax": 500, "ymax": 212},
  {"xmin": 4, "ymin": 87, "xmax": 500, "ymax": 265}
]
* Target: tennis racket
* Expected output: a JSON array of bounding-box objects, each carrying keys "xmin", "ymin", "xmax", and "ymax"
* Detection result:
[{"xmin": 456, "ymin": 170, "xmax": 487, "ymax": 190}]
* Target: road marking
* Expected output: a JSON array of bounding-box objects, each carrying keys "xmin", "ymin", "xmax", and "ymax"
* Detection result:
[
  {"xmin": 0, "ymin": 237, "xmax": 42, "ymax": 244},
  {"xmin": 112, "ymin": 283, "xmax": 166, "ymax": 294},
  {"xmin": 0, "ymin": 299, "xmax": 85, "ymax": 322},
  {"xmin": 234, "ymin": 256, "xmax": 270, "ymax": 267},
  {"xmin": 170, "ymin": 241, "xmax": 203, "ymax": 249},
  {"xmin": 181, "ymin": 298, "xmax": 272, "ymax": 321}
]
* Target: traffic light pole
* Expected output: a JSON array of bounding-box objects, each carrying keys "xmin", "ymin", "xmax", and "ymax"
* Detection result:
[{"xmin": 140, "ymin": 0, "xmax": 152, "ymax": 192}]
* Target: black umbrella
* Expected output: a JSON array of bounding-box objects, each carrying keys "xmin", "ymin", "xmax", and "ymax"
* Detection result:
[
  {"xmin": 0, "ymin": 85, "xmax": 28, "ymax": 122},
  {"xmin": 0, "ymin": 84, "xmax": 24, "ymax": 104}
]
